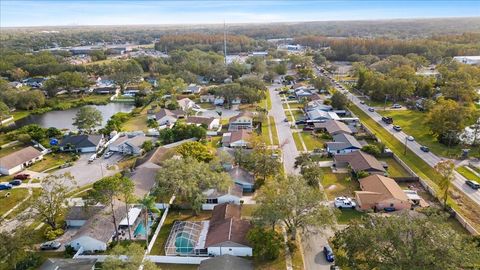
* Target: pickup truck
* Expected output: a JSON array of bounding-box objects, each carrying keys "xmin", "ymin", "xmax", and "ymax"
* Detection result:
[{"xmin": 382, "ymin": 116, "xmax": 393, "ymax": 124}]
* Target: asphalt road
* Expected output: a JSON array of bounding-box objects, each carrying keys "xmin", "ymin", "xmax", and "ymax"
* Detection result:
[
  {"xmin": 315, "ymin": 66, "xmax": 480, "ymax": 207},
  {"xmin": 269, "ymin": 83, "xmax": 333, "ymax": 270}
]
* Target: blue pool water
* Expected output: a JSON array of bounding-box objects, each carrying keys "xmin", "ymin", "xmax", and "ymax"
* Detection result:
[{"xmin": 134, "ymin": 221, "xmax": 152, "ymax": 237}]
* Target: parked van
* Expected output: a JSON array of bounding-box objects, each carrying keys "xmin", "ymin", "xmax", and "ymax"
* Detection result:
[{"xmin": 88, "ymin": 155, "xmax": 96, "ymax": 164}]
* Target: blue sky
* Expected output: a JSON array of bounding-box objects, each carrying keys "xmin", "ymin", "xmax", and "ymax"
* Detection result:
[{"xmin": 1, "ymin": 1, "xmax": 479, "ymax": 27}]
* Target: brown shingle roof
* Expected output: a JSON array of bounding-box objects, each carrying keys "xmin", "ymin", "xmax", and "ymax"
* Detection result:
[
  {"xmin": 198, "ymin": 255, "xmax": 253, "ymax": 270},
  {"xmin": 229, "ymin": 111, "xmax": 253, "ymax": 123},
  {"xmin": 229, "ymin": 130, "xmax": 252, "ymax": 143},
  {"xmin": 185, "ymin": 116, "xmax": 215, "ymax": 126},
  {"xmin": 315, "ymin": 120, "xmax": 352, "ymax": 135},
  {"xmin": 358, "ymin": 174, "xmax": 410, "ymax": 202},
  {"xmin": 206, "ymin": 203, "xmax": 251, "ymax": 248},
  {"xmin": 334, "ymin": 151, "xmax": 385, "ymax": 173},
  {"xmin": 155, "ymin": 109, "xmax": 184, "ymax": 120},
  {"xmin": 0, "ymin": 146, "xmax": 43, "ymax": 170},
  {"xmin": 66, "ymin": 206, "xmax": 104, "ymax": 221}
]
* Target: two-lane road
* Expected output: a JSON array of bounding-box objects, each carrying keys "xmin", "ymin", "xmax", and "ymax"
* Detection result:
[{"xmin": 315, "ymin": 66, "xmax": 480, "ymax": 206}]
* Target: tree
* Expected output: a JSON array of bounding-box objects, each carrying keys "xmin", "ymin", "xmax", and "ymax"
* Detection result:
[
  {"xmin": 330, "ymin": 91, "xmax": 349, "ymax": 109},
  {"xmin": 33, "ymin": 173, "xmax": 76, "ymax": 230},
  {"xmin": 332, "ymin": 211, "xmax": 480, "ymax": 269},
  {"xmin": 175, "ymin": 141, "xmax": 214, "ymax": 162},
  {"xmin": 434, "ymin": 160, "xmax": 455, "ymax": 208},
  {"xmin": 158, "ymin": 123, "xmax": 206, "ymax": 144},
  {"xmin": 0, "ymin": 227, "xmax": 36, "ymax": 270},
  {"xmin": 110, "ymin": 60, "xmax": 144, "ymax": 91},
  {"xmin": 102, "ymin": 242, "xmax": 160, "ymax": 270},
  {"xmin": 118, "ymin": 176, "xmax": 135, "ymax": 241},
  {"xmin": 300, "ymin": 162, "xmax": 324, "ymax": 187},
  {"xmin": 254, "ymin": 175, "xmax": 335, "ymax": 240},
  {"xmin": 426, "ymin": 98, "xmax": 472, "ymax": 145},
  {"xmin": 88, "ymin": 175, "xmax": 122, "ymax": 243},
  {"xmin": 310, "ymin": 76, "xmax": 331, "ymax": 91},
  {"xmin": 138, "ymin": 195, "xmax": 160, "ymax": 249},
  {"xmin": 43, "ymin": 71, "xmax": 89, "ymax": 96},
  {"xmin": 0, "ymin": 101, "xmax": 10, "ymax": 124},
  {"xmin": 156, "ymin": 157, "xmax": 231, "ymax": 214},
  {"xmin": 313, "ymin": 52, "xmax": 327, "ymax": 65},
  {"xmin": 361, "ymin": 144, "xmax": 381, "ymax": 157},
  {"xmin": 242, "ymin": 134, "xmax": 281, "ymax": 186},
  {"xmin": 247, "ymin": 226, "xmax": 283, "ymax": 261},
  {"xmin": 8, "ymin": 67, "xmax": 29, "ymax": 81},
  {"xmin": 141, "ymin": 140, "xmax": 155, "ymax": 152},
  {"xmin": 72, "ymin": 106, "xmax": 103, "ymax": 133},
  {"xmin": 227, "ymin": 61, "xmax": 249, "ymax": 80}
]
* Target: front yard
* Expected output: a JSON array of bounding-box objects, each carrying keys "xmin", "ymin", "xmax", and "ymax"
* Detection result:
[
  {"xmin": 0, "ymin": 188, "xmax": 29, "ymax": 217},
  {"xmin": 28, "ymin": 152, "xmax": 74, "ymax": 173}
]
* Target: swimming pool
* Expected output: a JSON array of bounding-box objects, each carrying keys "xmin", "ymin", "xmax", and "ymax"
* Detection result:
[{"xmin": 134, "ymin": 220, "xmax": 152, "ymax": 238}]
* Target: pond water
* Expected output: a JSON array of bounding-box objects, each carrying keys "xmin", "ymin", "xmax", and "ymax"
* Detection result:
[{"xmin": 13, "ymin": 103, "xmax": 135, "ymax": 130}]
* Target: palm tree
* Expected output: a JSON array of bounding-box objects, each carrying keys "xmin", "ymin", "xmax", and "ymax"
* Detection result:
[
  {"xmin": 138, "ymin": 195, "xmax": 160, "ymax": 248},
  {"xmin": 119, "ymin": 176, "xmax": 135, "ymax": 241}
]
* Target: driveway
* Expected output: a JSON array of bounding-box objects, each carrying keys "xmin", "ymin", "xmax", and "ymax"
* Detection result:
[
  {"xmin": 315, "ymin": 65, "xmax": 480, "ymax": 207},
  {"xmin": 53, "ymin": 153, "xmax": 122, "ymax": 188}
]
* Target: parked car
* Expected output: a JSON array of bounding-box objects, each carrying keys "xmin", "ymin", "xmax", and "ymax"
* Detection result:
[
  {"xmin": 14, "ymin": 173, "xmax": 30, "ymax": 180},
  {"xmin": 407, "ymin": 136, "xmax": 415, "ymax": 141},
  {"xmin": 303, "ymin": 126, "xmax": 314, "ymax": 131},
  {"xmin": 40, "ymin": 241, "xmax": 62, "ymax": 250},
  {"xmin": 360, "ymin": 100, "xmax": 365, "ymax": 104},
  {"xmin": 295, "ymin": 120, "xmax": 307, "ymax": 125},
  {"xmin": 393, "ymin": 125, "xmax": 402, "ymax": 131},
  {"xmin": 368, "ymin": 107, "xmax": 375, "ymax": 112},
  {"xmin": 334, "ymin": 197, "xmax": 356, "ymax": 209},
  {"xmin": 104, "ymin": 151, "xmax": 114, "ymax": 159},
  {"xmin": 466, "ymin": 180, "xmax": 480, "ymax": 190},
  {"xmin": 0, "ymin": 183, "xmax": 12, "ymax": 190},
  {"xmin": 284, "ymin": 118, "xmax": 289, "ymax": 122},
  {"xmin": 381, "ymin": 116, "xmax": 393, "ymax": 124},
  {"xmin": 287, "ymin": 95, "xmax": 296, "ymax": 99},
  {"xmin": 392, "ymin": 104, "xmax": 402, "ymax": 109},
  {"xmin": 9, "ymin": 180, "xmax": 22, "ymax": 186},
  {"xmin": 420, "ymin": 146, "xmax": 430, "ymax": 152},
  {"xmin": 323, "ymin": 245, "xmax": 335, "ymax": 263}
]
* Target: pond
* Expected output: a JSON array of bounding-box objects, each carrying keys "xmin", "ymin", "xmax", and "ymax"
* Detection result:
[{"xmin": 12, "ymin": 103, "xmax": 135, "ymax": 130}]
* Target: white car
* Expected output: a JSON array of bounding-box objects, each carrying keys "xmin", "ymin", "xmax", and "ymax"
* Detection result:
[
  {"xmin": 392, "ymin": 104, "xmax": 402, "ymax": 109},
  {"xmin": 407, "ymin": 135, "xmax": 415, "ymax": 141},
  {"xmin": 334, "ymin": 197, "xmax": 356, "ymax": 209}
]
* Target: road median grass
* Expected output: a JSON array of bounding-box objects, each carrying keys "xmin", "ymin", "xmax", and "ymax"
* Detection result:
[
  {"xmin": 349, "ymin": 104, "xmax": 480, "ymax": 231},
  {"xmin": 456, "ymin": 166, "xmax": 480, "ymax": 182}
]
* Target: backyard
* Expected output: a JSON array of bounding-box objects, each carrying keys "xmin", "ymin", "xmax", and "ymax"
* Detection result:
[
  {"xmin": 321, "ymin": 168, "xmax": 357, "ymax": 200},
  {"xmin": 379, "ymin": 157, "xmax": 411, "ymax": 178}
]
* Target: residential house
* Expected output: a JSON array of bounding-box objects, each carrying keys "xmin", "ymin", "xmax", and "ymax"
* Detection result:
[
  {"xmin": 0, "ymin": 146, "xmax": 44, "ymax": 175},
  {"xmin": 23, "ymin": 77, "xmax": 46, "ymax": 88},
  {"xmin": 150, "ymin": 108, "xmax": 185, "ymax": 126},
  {"xmin": 8, "ymin": 81, "xmax": 23, "ymax": 89},
  {"xmin": 65, "ymin": 205, "xmax": 104, "ymax": 227},
  {"xmin": 214, "ymin": 97, "xmax": 225, "ymax": 106},
  {"xmin": 295, "ymin": 88, "xmax": 313, "ymax": 98},
  {"xmin": 200, "ymin": 94, "xmax": 216, "ymax": 103},
  {"xmin": 306, "ymin": 109, "xmax": 339, "ymax": 121},
  {"xmin": 91, "ymin": 86, "xmax": 118, "ymax": 94},
  {"xmin": 326, "ymin": 133, "xmax": 362, "ymax": 154},
  {"xmin": 222, "ymin": 130, "xmax": 252, "ymax": 148},
  {"xmin": 68, "ymin": 201, "xmax": 127, "ymax": 252},
  {"xmin": 333, "ymin": 151, "xmax": 386, "ymax": 175},
  {"xmin": 355, "ymin": 174, "xmax": 411, "ymax": 211},
  {"xmin": 59, "ymin": 135, "xmax": 104, "ymax": 153},
  {"xmin": 229, "ymin": 167, "xmax": 255, "ymax": 192},
  {"xmin": 186, "ymin": 116, "xmax": 220, "ymax": 130},
  {"xmin": 203, "ymin": 186, "xmax": 243, "ymax": 210},
  {"xmin": 178, "ymin": 98, "xmax": 199, "ymax": 111},
  {"xmin": 38, "ymin": 258, "xmax": 97, "ymax": 270},
  {"xmin": 314, "ymin": 120, "xmax": 353, "ymax": 136},
  {"xmin": 305, "ymin": 100, "xmax": 333, "ymax": 112},
  {"xmin": 198, "ymin": 255, "xmax": 253, "ymax": 270},
  {"xmin": 228, "ymin": 112, "xmax": 254, "ymax": 131},
  {"xmin": 205, "ymin": 203, "xmax": 252, "ymax": 256},
  {"xmin": 183, "ymin": 84, "xmax": 203, "ymax": 94},
  {"xmin": 109, "ymin": 134, "xmax": 153, "ymax": 156}
]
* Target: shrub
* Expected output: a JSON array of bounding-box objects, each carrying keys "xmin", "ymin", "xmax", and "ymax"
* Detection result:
[{"xmin": 44, "ymin": 227, "xmax": 65, "ymax": 240}]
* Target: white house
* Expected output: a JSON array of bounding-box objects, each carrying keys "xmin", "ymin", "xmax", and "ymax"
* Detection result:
[
  {"xmin": 222, "ymin": 130, "xmax": 252, "ymax": 148},
  {"xmin": 58, "ymin": 135, "xmax": 104, "ymax": 153},
  {"xmin": 326, "ymin": 133, "xmax": 362, "ymax": 155},
  {"xmin": 205, "ymin": 203, "xmax": 252, "ymax": 257},
  {"xmin": 178, "ymin": 98, "xmax": 199, "ymax": 111},
  {"xmin": 0, "ymin": 146, "xmax": 44, "ymax": 175},
  {"xmin": 68, "ymin": 202, "xmax": 127, "ymax": 252},
  {"xmin": 185, "ymin": 116, "xmax": 220, "ymax": 130},
  {"xmin": 202, "ymin": 186, "xmax": 242, "ymax": 210},
  {"xmin": 109, "ymin": 134, "xmax": 153, "ymax": 155},
  {"xmin": 228, "ymin": 112, "xmax": 254, "ymax": 131},
  {"xmin": 200, "ymin": 94, "xmax": 216, "ymax": 103},
  {"xmin": 183, "ymin": 84, "xmax": 202, "ymax": 94},
  {"xmin": 453, "ymin": 56, "xmax": 480, "ymax": 65}
]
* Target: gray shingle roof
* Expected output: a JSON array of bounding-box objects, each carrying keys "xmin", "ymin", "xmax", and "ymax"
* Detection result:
[
  {"xmin": 0, "ymin": 146, "xmax": 43, "ymax": 170},
  {"xmin": 198, "ymin": 255, "xmax": 253, "ymax": 270},
  {"xmin": 59, "ymin": 135, "xmax": 102, "ymax": 149}
]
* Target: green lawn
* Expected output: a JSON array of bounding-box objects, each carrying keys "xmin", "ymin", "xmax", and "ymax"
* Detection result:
[
  {"xmin": 4, "ymin": 188, "xmax": 43, "ymax": 219},
  {"xmin": 28, "ymin": 153, "xmax": 73, "ymax": 173},
  {"xmin": 379, "ymin": 110, "xmax": 479, "ymax": 158},
  {"xmin": 156, "ymin": 264, "xmax": 197, "ymax": 270},
  {"xmin": 270, "ymin": 116, "xmax": 279, "ymax": 146},
  {"xmin": 150, "ymin": 210, "xmax": 211, "ymax": 255},
  {"xmin": 321, "ymin": 168, "xmax": 357, "ymax": 200},
  {"xmin": 292, "ymin": 132, "xmax": 305, "ymax": 151},
  {"xmin": 11, "ymin": 110, "xmax": 30, "ymax": 121},
  {"xmin": 379, "ymin": 157, "xmax": 411, "ymax": 177},
  {"xmin": 0, "ymin": 142, "xmax": 26, "ymax": 156},
  {"xmin": 300, "ymin": 132, "xmax": 325, "ymax": 151},
  {"xmin": 0, "ymin": 188, "xmax": 29, "ymax": 217},
  {"xmin": 292, "ymin": 110, "xmax": 305, "ymax": 121},
  {"xmin": 456, "ymin": 166, "xmax": 480, "ymax": 182},
  {"xmin": 349, "ymin": 104, "xmax": 480, "ymax": 230},
  {"xmin": 335, "ymin": 209, "xmax": 366, "ymax": 224}
]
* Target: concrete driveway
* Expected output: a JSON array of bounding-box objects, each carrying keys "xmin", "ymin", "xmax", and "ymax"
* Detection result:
[{"xmin": 53, "ymin": 153, "xmax": 122, "ymax": 188}]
